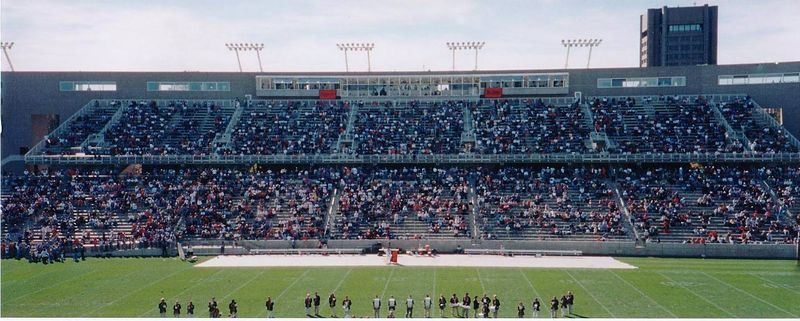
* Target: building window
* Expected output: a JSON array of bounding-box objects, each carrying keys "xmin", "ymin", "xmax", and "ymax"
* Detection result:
[
  {"xmin": 59, "ymin": 81, "xmax": 117, "ymax": 91},
  {"xmin": 146, "ymin": 81, "xmax": 231, "ymax": 91},
  {"xmin": 597, "ymin": 76, "xmax": 686, "ymax": 88},
  {"xmin": 669, "ymin": 24, "xmax": 702, "ymax": 32},
  {"xmin": 718, "ymin": 72, "xmax": 800, "ymax": 85}
]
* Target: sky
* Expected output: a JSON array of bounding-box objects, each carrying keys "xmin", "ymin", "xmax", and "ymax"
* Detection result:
[{"xmin": 0, "ymin": 0, "xmax": 798, "ymax": 72}]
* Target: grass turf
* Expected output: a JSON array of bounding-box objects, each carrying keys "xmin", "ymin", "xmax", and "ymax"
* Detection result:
[{"xmin": 2, "ymin": 256, "xmax": 799, "ymax": 318}]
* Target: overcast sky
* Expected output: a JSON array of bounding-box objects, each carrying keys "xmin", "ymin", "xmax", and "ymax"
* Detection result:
[{"xmin": 1, "ymin": 0, "xmax": 798, "ymax": 72}]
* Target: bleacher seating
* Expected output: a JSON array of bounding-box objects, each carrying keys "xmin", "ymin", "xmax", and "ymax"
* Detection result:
[
  {"xmin": 225, "ymin": 100, "xmax": 347, "ymax": 155},
  {"xmin": 475, "ymin": 166, "xmax": 629, "ymax": 241},
  {"xmin": 473, "ymin": 100, "xmax": 590, "ymax": 154},
  {"xmin": 352, "ymin": 101, "xmax": 464, "ymax": 155}
]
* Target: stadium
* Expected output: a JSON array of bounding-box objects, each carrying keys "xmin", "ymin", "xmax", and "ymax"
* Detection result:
[{"xmin": 1, "ymin": 1, "xmax": 800, "ymax": 319}]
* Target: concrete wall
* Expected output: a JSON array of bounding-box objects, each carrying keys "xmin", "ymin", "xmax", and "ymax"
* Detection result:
[{"xmin": 3, "ymin": 62, "xmax": 799, "ymax": 160}]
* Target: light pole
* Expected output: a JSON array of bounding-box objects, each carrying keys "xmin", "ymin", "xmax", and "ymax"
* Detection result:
[
  {"xmin": 251, "ymin": 43, "xmax": 265, "ymax": 72},
  {"xmin": 225, "ymin": 43, "xmax": 244, "ymax": 72},
  {"xmin": 584, "ymin": 39, "xmax": 602, "ymax": 68},
  {"xmin": 336, "ymin": 43, "xmax": 375, "ymax": 72},
  {"xmin": 225, "ymin": 43, "xmax": 265, "ymax": 72},
  {"xmin": 561, "ymin": 39, "xmax": 602, "ymax": 69},
  {"xmin": 446, "ymin": 42, "xmax": 485, "ymax": 71},
  {"xmin": 1, "ymin": 42, "xmax": 15, "ymax": 72}
]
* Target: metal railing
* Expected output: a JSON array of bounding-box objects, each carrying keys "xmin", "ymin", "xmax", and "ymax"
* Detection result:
[{"xmin": 23, "ymin": 151, "xmax": 800, "ymax": 165}]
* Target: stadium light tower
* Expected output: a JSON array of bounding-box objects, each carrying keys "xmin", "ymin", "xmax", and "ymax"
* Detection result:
[
  {"xmin": 225, "ymin": 43, "xmax": 265, "ymax": 72},
  {"xmin": 1, "ymin": 42, "xmax": 15, "ymax": 72},
  {"xmin": 225, "ymin": 43, "xmax": 244, "ymax": 72},
  {"xmin": 446, "ymin": 41, "xmax": 485, "ymax": 71},
  {"xmin": 584, "ymin": 39, "xmax": 602, "ymax": 68},
  {"xmin": 337, "ymin": 43, "xmax": 375, "ymax": 72},
  {"xmin": 561, "ymin": 39, "xmax": 602, "ymax": 69}
]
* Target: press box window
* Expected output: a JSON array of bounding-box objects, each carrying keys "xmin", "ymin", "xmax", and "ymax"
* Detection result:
[{"xmin": 60, "ymin": 81, "xmax": 117, "ymax": 91}]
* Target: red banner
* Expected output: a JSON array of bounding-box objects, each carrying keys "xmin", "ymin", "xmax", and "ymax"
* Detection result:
[
  {"xmin": 484, "ymin": 87, "xmax": 503, "ymax": 98},
  {"xmin": 319, "ymin": 89, "xmax": 337, "ymax": 100}
]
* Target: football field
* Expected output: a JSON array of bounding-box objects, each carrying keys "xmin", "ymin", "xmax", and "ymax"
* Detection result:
[{"xmin": 2, "ymin": 256, "xmax": 799, "ymax": 318}]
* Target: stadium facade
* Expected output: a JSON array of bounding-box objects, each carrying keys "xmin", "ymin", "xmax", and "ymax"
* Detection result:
[{"xmin": 2, "ymin": 61, "xmax": 799, "ymax": 163}]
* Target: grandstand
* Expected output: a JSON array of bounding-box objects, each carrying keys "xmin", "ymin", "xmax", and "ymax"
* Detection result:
[{"xmin": 0, "ymin": 63, "xmax": 798, "ymax": 263}]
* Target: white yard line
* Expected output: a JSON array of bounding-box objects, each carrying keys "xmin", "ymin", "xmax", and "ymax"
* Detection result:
[
  {"xmin": 609, "ymin": 270, "xmax": 677, "ymax": 318},
  {"xmin": 476, "ymin": 268, "xmax": 487, "ymax": 294},
  {"xmin": 220, "ymin": 269, "xmax": 266, "ymax": 301},
  {"xmin": 432, "ymin": 269, "xmax": 437, "ymax": 297},
  {"xmin": 331, "ymin": 268, "xmax": 353, "ymax": 294},
  {"xmin": 564, "ymin": 270, "xmax": 616, "ymax": 318},
  {"xmin": 137, "ymin": 269, "xmax": 227, "ymax": 317},
  {"xmin": 749, "ymin": 273, "xmax": 800, "ymax": 295},
  {"xmin": 257, "ymin": 269, "xmax": 311, "ymax": 317},
  {"xmin": 657, "ymin": 272, "xmax": 736, "ymax": 317},
  {"xmin": 380, "ymin": 267, "xmax": 396, "ymax": 299},
  {"xmin": 82, "ymin": 267, "xmax": 186, "ymax": 317},
  {"xmin": 518, "ymin": 269, "xmax": 542, "ymax": 299},
  {"xmin": 701, "ymin": 272, "xmax": 797, "ymax": 318},
  {"xmin": 6, "ymin": 266, "xmax": 98, "ymax": 304}
]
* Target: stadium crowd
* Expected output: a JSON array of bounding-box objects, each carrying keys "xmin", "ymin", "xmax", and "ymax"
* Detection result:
[
  {"xmin": 476, "ymin": 166, "xmax": 627, "ymax": 240},
  {"xmin": 2, "ymin": 165, "xmax": 797, "ymax": 253},
  {"xmin": 618, "ymin": 165, "xmax": 798, "ymax": 244},
  {"xmin": 333, "ymin": 167, "xmax": 471, "ymax": 239},
  {"xmin": 352, "ymin": 101, "xmax": 464, "ymax": 155},
  {"xmin": 473, "ymin": 100, "xmax": 589, "ymax": 154},
  {"xmin": 224, "ymin": 100, "xmax": 347, "ymax": 155}
]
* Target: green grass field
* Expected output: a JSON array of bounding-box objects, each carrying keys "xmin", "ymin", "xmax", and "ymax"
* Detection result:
[{"xmin": 2, "ymin": 256, "xmax": 799, "ymax": 318}]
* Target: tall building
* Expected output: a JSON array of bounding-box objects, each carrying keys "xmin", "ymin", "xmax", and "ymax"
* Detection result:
[{"xmin": 640, "ymin": 4, "xmax": 718, "ymax": 67}]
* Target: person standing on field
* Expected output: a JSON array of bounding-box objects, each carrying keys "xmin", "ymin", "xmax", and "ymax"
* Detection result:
[
  {"xmin": 208, "ymin": 297, "xmax": 218, "ymax": 318},
  {"xmin": 559, "ymin": 295, "xmax": 567, "ymax": 318},
  {"xmin": 159, "ymin": 298, "xmax": 168, "ymax": 318},
  {"xmin": 265, "ymin": 297, "xmax": 275, "ymax": 318},
  {"xmin": 461, "ymin": 293, "xmax": 471, "ymax": 318},
  {"xmin": 549, "ymin": 297, "xmax": 559, "ymax": 318},
  {"xmin": 388, "ymin": 295, "xmax": 397, "ymax": 318},
  {"xmin": 329, "ymin": 293, "xmax": 337, "ymax": 317},
  {"xmin": 187, "ymin": 301, "xmax": 194, "ymax": 317},
  {"xmin": 450, "ymin": 293, "xmax": 459, "ymax": 317},
  {"xmin": 492, "ymin": 294, "xmax": 500, "ymax": 319},
  {"xmin": 228, "ymin": 299, "xmax": 238, "ymax": 318},
  {"xmin": 565, "ymin": 291, "xmax": 574, "ymax": 315},
  {"xmin": 373, "ymin": 295, "xmax": 382, "ymax": 318},
  {"xmin": 314, "ymin": 292, "xmax": 321, "ymax": 316},
  {"xmin": 343, "ymin": 296, "xmax": 352, "ymax": 318},
  {"xmin": 532, "ymin": 298, "xmax": 540, "ymax": 318},
  {"xmin": 438, "ymin": 295, "xmax": 447, "ymax": 317},
  {"xmin": 405, "ymin": 294, "xmax": 414, "ymax": 318},
  {"xmin": 472, "ymin": 295, "xmax": 480, "ymax": 318},
  {"xmin": 517, "ymin": 302, "xmax": 525, "ymax": 318},
  {"xmin": 173, "ymin": 300, "xmax": 182, "ymax": 318},
  {"xmin": 304, "ymin": 293, "xmax": 313, "ymax": 317},
  {"xmin": 423, "ymin": 294, "xmax": 433, "ymax": 318}
]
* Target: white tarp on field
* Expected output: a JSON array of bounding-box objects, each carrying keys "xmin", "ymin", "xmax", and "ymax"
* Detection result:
[{"xmin": 196, "ymin": 254, "xmax": 637, "ymax": 269}]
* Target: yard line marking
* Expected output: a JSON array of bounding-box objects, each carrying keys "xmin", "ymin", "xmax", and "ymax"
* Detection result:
[
  {"xmin": 656, "ymin": 272, "xmax": 736, "ymax": 317},
  {"xmin": 380, "ymin": 267, "xmax": 396, "ymax": 299},
  {"xmin": 517, "ymin": 269, "xmax": 542, "ymax": 299},
  {"xmin": 609, "ymin": 270, "xmax": 677, "ymax": 318},
  {"xmin": 476, "ymin": 268, "xmax": 487, "ymax": 294},
  {"xmin": 6, "ymin": 265, "xmax": 97, "ymax": 304},
  {"xmin": 137, "ymin": 269, "xmax": 227, "ymax": 317},
  {"xmin": 82, "ymin": 267, "xmax": 187, "ymax": 317},
  {"xmin": 564, "ymin": 270, "xmax": 615, "ymax": 318},
  {"xmin": 749, "ymin": 273, "xmax": 800, "ymax": 295},
  {"xmin": 701, "ymin": 272, "xmax": 797, "ymax": 317},
  {"xmin": 331, "ymin": 268, "xmax": 353, "ymax": 294},
  {"xmin": 432, "ymin": 269, "xmax": 437, "ymax": 297},
  {"xmin": 257, "ymin": 269, "xmax": 311, "ymax": 317},
  {"xmin": 221, "ymin": 269, "xmax": 266, "ymax": 301}
]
